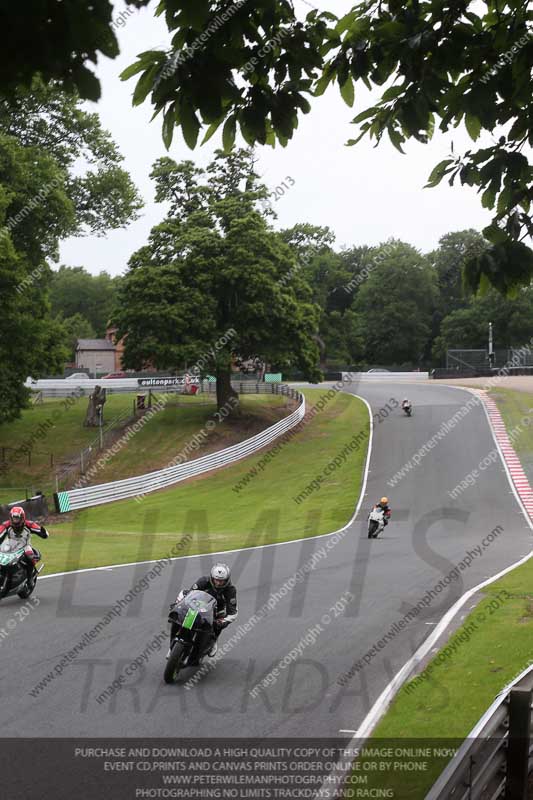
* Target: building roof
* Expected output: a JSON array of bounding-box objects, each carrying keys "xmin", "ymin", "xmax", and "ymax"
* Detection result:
[{"xmin": 76, "ymin": 339, "xmax": 116, "ymax": 351}]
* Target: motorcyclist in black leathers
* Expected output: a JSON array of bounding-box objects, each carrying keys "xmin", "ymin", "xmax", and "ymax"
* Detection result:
[
  {"xmin": 169, "ymin": 563, "xmax": 238, "ymax": 664},
  {"xmin": 401, "ymin": 398, "xmax": 412, "ymax": 415}
]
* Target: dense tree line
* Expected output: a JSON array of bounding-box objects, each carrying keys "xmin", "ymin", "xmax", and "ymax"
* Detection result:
[
  {"xmin": 279, "ymin": 225, "xmax": 530, "ymax": 371},
  {"xmin": 1, "ymin": 75, "xmax": 531, "ymax": 425},
  {"xmin": 44, "ymin": 216, "xmax": 533, "ymax": 378},
  {"xmin": 111, "ymin": 148, "xmax": 532, "ymax": 386}
]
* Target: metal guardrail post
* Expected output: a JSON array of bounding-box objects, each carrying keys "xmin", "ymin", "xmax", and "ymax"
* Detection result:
[{"xmin": 504, "ymin": 687, "xmax": 532, "ymax": 800}]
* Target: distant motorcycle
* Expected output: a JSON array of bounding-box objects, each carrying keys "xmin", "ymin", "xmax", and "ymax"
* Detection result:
[
  {"xmin": 0, "ymin": 543, "xmax": 42, "ymax": 600},
  {"xmin": 164, "ymin": 590, "xmax": 218, "ymax": 683},
  {"xmin": 367, "ymin": 507, "xmax": 385, "ymax": 539},
  {"xmin": 402, "ymin": 401, "xmax": 412, "ymax": 417}
]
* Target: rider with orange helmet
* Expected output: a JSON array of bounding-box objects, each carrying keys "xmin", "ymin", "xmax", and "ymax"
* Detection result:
[{"xmin": 373, "ymin": 497, "xmax": 391, "ymax": 526}]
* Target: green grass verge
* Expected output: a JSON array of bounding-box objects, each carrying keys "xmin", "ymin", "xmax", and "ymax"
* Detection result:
[
  {"xmin": 0, "ymin": 393, "xmax": 286, "ymax": 497},
  {"xmin": 342, "ymin": 387, "xmax": 533, "ymax": 798},
  {"xmin": 488, "ymin": 387, "xmax": 533, "ymax": 460},
  {"xmin": 43, "ymin": 389, "xmax": 369, "ymax": 574}
]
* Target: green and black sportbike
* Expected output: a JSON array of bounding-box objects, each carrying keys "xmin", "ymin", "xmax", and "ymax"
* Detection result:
[
  {"xmin": 164, "ymin": 590, "xmax": 217, "ymax": 683},
  {"xmin": 0, "ymin": 543, "xmax": 42, "ymax": 600}
]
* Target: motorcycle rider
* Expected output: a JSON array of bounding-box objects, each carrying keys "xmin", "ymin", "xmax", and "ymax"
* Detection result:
[
  {"xmin": 401, "ymin": 398, "xmax": 412, "ymax": 413},
  {"xmin": 169, "ymin": 563, "xmax": 238, "ymax": 663},
  {"xmin": 372, "ymin": 497, "xmax": 391, "ymax": 528},
  {"xmin": 0, "ymin": 506, "xmax": 48, "ymax": 587}
]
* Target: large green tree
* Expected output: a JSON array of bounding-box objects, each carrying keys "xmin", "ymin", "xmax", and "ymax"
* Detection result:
[
  {"xmin": 114, "ymin": 149, "xmax": 321, "ymax": 410},
  {"xmin": 50, "ymin": 267, "xmax": 120, "ymax": 336},
  {"xmin": 59, "ymin": 313, "xmax": 98, "ymax": 361},
  {"xmin": 429, "ymin": 229, "xmax": 489, "ymax": 317},
  {"xmin": 120, "ymin": 0, "xmax": 533, "ymax": 294},
  {"xmin": 0, "ymin": 82, "xmax": 142, "ymax": 423},
  {"xmin": 354, "ymin": 241, "xmax": 438, "ymax": 365},
  {"xmin": 0, "ymin": 136, "xmax": 72, "ymax": 422},
  {"xmin": 280, "ymin": 226, "xmax": 368, "ymax": 365},
  {"xmin": 0, "ymin": 79, "xmax": 142, "ymax": 234}
]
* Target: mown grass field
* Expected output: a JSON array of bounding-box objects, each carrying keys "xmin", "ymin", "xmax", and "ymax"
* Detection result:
[{"xmin": 42, "ymin": 388, "xmax": 369, "ymax": 574}]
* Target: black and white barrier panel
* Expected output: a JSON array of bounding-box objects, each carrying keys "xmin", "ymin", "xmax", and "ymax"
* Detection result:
[{"xmin": 54, "ymin": 385, "xmax": 304, "ymax": 513}]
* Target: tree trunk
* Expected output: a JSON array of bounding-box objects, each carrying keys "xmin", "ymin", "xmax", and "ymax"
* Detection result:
[
  {"xmin": 216, "ymin": 366, "xmax": 239, "ymax": 414},
  {"xmin": 84, "ymin": 386, "xmax": 106, "ymax": 427}
]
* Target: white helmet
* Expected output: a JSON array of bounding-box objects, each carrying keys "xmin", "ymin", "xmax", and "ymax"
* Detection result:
[{"xmin": 210, "ymin": 563, "xmax": 231, "ymax": 589}]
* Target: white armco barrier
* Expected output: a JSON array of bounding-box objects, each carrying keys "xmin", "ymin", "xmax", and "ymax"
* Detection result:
[
  {"xmin": 342, "ymin": 372, "xmax": 429, "ymax": 381},
  {"xmin": 54, "ymin": 385, "xmax": 305, "ymax": 513}
]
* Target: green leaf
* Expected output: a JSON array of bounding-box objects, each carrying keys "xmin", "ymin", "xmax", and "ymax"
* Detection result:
[
  {"xmin": 120, "ymin": 60, "xmax": 149, "ymax": 82},
  {"xmin": 346, "ymin": 127, "xmax": 369, "ymax": 146},
  {"xmin": 482, "ymin": 224, "xmax": 508, "ymax": 245},
  {"xmin": 239, "ymin": 116, "xmax": 257, "ymax": 146},
  {"xmin": 520, "ymin": 196, "xmax": 531, "ymax": 214},
  {"xmin": 381, "ymin": 84, "xmax": 404, "ymax": 102},
  {"xmin": 352, "ymin": 106, "xmax": 377, "ymax": 124},
  {"xmin": 180, "ymin": 105, "xmax": 200, "ymax": 149},
  {"xmin": 162, "ymin": 107, "xmax": 175, "ymax": 150},
  {"xmin": 507, "ymin": 213, "xmax": 521, "ymax": 240},
  {"xmin": 388, "ymin": 126, "xmax": 405, "ymax": 153},
  {"xmin": 465, "ymin": 113, "xmax": 481, "ymax": 141},
  {"xmin": 497, "ymin": 186, "xmax": 513, "ymax": 216},
  {"xmin": 339, "ymin": 76, "xmax": 354, "ymax": 107},
  {"xmin": 425, "ymin": 159, "xmax": 454, "ymax": 188},
  {"xmin": 314, "ymin": 71, "xmax": 333, "ymax": 97},
  {"xmin": 178, "ymin": 0, "xmax": 210, "ymax": 30},
  {"xmin": 265, "ymin": 129, "xmax": 276, "ymax": 147},
  {"xmin": 222, "ymin": 116, "xmax": 236, "ymax": 152},
  {"xmin": 201, "ymin": 117, "xmax": 224, "ymax": 145},
  {"xmin": 335, "ymin": 11, "xmax": 356, "ymax": 35},
  {"xmin": 481, "ymin": 186, "xmax": 496, "ymax": 209},
  {"xmin": 74, "ymin": 66, "xmax": 101, "ymax": 102},
  {"xmin": 132, "ymin": 67, "xmax": 157, "ymax": 106},
  {"xmin": 478, "ymin": 271, "xmax": 492, "ymax": 295}
]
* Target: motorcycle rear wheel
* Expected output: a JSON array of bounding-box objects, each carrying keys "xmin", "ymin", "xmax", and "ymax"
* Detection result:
[{"xmin": 164, "ymin": 640, "xmax": 187, "ymax": 684}]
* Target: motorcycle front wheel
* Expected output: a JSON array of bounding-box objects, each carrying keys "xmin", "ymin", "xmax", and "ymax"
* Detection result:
[
  {"xmin": 368, "ymin": 520, "xmax": 379, "ymax": 538},
  {"xmin": 164, "ymin": 640, "xmax": 187, "ymax": 684},
  {"xmin": 18, "ymin": 573, "xmax": 37, "ymax": 599}
]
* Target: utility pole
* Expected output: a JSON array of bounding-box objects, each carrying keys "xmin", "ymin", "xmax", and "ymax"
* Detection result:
[{"xmin": 488, "ymin": 321, "xmax": 495, "ymax": 368}]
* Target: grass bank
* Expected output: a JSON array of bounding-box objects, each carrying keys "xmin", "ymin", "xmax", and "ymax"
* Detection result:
[
  {"xmin": 42, "ymin": 388, "xmax": 369, "ymax": 574},
  {"xmin": 0, "ymin": 393, "xmax": 287, "ymax": 500}
]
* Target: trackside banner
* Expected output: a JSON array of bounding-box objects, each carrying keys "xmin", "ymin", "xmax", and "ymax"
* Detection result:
[
  {"xmin": 0, "ymin": 738, "xmax": 466, "ymax": 798},
  {"xmin": 137, "ymin": 376, "xmax": 200, "ymax": 387}
]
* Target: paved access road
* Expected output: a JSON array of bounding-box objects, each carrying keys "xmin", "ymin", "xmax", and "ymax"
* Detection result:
[{"xmin": 0, "ymin": 381, "xmax": 530, "ymax": 737}]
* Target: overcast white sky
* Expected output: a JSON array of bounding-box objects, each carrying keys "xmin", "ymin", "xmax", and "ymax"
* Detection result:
[{"xmin": 59, "ymin": 0, "xmax": 493, "ymax": 277}]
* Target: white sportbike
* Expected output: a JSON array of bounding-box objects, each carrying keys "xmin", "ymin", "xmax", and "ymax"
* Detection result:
[{"xmin": 367, "ymin": 507, "xmax": 385, "ymax": 539}]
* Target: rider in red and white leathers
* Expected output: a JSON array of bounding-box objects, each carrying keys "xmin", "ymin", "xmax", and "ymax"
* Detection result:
[{"xmin": 0, "ymin": 506, "xmax": 48, "ymax": 583}]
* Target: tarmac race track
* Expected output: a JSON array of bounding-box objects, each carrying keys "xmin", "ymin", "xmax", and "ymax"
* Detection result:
[{"xmin": 0, "ymin": 381, "xmax": 531, "ymax": 738}]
